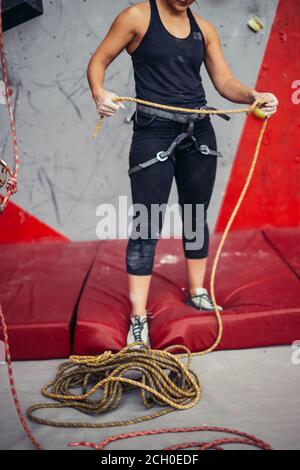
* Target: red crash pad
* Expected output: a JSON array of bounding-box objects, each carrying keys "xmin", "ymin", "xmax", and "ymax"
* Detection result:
[
  {"xmin": 0, "ymin": 241, "xmax": 98, "ymax": 360},
  {"xmin": 1, "ymin": 228, "xmax": 299, "ymax": 360},
  {"xmin": 263, "ymin": 227, "xmax": 300, "ymax": 279},
  {"xmin": 73, "ymin": 228, "xmax": 300, "ymax": 355}
]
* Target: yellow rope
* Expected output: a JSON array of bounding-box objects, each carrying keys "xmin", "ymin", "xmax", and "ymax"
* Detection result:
[
  {"xmin": 27, "ymin": 344, "xmax": 201, "ymax": 428},
  {"xmin": 92, "ymin": 96, "xmax": 264, "ymax": 139},
  {"xmin": 206, "ymin": 117, "xmax": 268, "ymax": 356}
]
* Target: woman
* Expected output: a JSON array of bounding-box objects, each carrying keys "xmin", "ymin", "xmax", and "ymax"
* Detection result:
[{"xmin": 87, "ymin": 0, "xmax": 278, "ymax": 347}]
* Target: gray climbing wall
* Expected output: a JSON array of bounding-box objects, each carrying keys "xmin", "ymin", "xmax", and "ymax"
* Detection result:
[{"xmin": 0, "ymin": 0, "xmax": 278, "ymax": 240}]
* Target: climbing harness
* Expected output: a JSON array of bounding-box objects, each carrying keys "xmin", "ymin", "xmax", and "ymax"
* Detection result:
[
  {"xmin": 0, "ymin": 4, "xmax": 19, "ymax": 214},
  {"xmin": 136, "ymin": 102, "xmax": 231, "ymax": 123},
  {"xmin": 128, "ymin": 104, "xmax": 225, "ymax": 176},
  {"xmin": 93, "ymin": 97, "xmax": 267, "ymax": 190}
]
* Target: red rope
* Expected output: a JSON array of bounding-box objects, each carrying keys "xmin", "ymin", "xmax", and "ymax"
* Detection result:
[
  {"xmin": 0, "ymin": 0, "xmax": 19, "ymax": 212},
  {"xmin": 0, "ymin": 0, "xmax": 42, "ymax": 449},
  {"xmin": 69, "ymin": 426, "xmax": 272, "ymax": 451},
  {"xmin": 0, "ymin": 302, "xmax": 43, "ymax": 450}
]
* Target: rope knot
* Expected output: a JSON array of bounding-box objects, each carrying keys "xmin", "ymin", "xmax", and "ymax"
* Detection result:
[{"xmin": 6, "ymin": 176, "xmax": 17, "ymax": 194}]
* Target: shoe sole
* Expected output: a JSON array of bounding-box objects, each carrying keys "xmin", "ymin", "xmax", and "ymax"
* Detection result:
[{"xmin": 186, "ymin": 299, "xmax": 223, "ymax": 312}]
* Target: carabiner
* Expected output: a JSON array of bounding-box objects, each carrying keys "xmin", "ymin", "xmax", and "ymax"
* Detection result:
[{"xmin": 156, "ymin": 151, "xmax": 169, "ymax": 162}]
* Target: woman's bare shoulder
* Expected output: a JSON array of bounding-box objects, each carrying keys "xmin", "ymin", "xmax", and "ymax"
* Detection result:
[
  {"xmin": 117, "ymin": 1, "xmax": 150, "ymax": 30},
  {"xmin": 124, "ymin": 1, "xmax": 150, "ymax": 15}
]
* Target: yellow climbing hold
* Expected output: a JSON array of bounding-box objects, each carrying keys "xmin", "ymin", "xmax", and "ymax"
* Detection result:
[{"xmin": 252, "ymin": 107, "xmax": 267, "ymax": 120}]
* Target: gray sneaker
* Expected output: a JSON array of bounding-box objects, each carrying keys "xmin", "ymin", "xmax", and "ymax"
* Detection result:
[
  {"xmin": 127, "ymin": 315, "xmax": 150, "ymax": 348},
  {"xmin": 187, "ymin": 287, "xmax": 223, "ymax": 312}
]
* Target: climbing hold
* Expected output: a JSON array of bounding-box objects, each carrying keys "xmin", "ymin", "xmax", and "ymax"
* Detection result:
[
  {"xmin": 247, "ymin": 16, "xmax": 264, "ymax": 33},
  {"xmin": 252, "ymin": 107, "xmax": 267, "ymax": 120}
]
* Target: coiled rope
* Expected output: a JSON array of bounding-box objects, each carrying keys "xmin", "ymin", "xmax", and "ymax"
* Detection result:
[
  {"xmin": 0, "ymin": 303, "xmax": 271, "ymax": 450},
  {"xmin": 27, "ymin": 344, "xmax": 201, "ymax": 428}
]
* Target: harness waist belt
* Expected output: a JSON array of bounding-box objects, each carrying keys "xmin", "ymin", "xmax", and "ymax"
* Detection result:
[
  {"xmin": 136, "ymin": 103, "xmax": 231, "ymax": 122},
  {"xmin": 128, "ymin": 104, "xmax": 229, "ymax": 177}
]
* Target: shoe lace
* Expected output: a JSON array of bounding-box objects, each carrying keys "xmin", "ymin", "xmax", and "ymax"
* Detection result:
[
  {"xmin": 132, "ymin": 316, "xmax": 147, "ymax": 342},
  {"xmin": 192, "ymin": 293, "xmax": 214, "ymax": 307}
]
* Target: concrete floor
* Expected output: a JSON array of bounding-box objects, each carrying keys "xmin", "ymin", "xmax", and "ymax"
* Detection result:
[{"xmin": 1, "ymin": 345, "xmax": 299, "ymax": 450}]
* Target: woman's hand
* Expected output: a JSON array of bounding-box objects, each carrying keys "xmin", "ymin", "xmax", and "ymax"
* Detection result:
[
  {"xmin": 251, "ymin": 91, "xmax": 279, "ymax": 117},
  {"xmin": 93, "ymin": 88, "xmax": 125, "ymax": 117}
]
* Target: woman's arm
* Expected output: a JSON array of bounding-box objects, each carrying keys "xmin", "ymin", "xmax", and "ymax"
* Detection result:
[
  {"xmin": 87, "ymin": 6, "xmax": 141, "ymax": 116},
  {"xmin": 199, "ymin": 18, "xmax": 278, "ymax": 116}
]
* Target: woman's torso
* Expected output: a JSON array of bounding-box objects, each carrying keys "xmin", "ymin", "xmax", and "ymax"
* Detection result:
[{"xmin": 129, "ymin": 0, "xmax": 207, "ymax": 108}]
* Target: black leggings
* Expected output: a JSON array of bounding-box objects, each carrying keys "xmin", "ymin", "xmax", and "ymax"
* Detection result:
[{"xmin": 126, "ymin": 110, "xmax": 218, "ymax": 276}]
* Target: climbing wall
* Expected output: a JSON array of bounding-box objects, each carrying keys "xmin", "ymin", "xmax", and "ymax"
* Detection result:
[
  {"xmin": 216, "ymin": 0, "xmax": 300, "ymax": 231},
  {"xmin": 2, "ymin": 0, "xmax": 298, "ymax": 244}
]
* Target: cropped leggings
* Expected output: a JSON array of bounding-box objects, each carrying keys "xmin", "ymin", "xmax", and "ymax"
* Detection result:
[{"xmin": 126, "ymin": 109, "xmax": 218, "ymax": 276}]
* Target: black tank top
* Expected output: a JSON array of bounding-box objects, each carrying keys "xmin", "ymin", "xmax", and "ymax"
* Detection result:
[{"xmin": 131, "ymin": 0, "xmax": 207, "ymax": 108}]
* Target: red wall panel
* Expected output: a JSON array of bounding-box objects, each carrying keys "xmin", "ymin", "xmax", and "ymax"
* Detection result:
[
  {"xmin": 216, "ymin": 0, "xmax": 300, "ymax": 231},
  {"xmin": 0, "ymin": 201, "xmax": 68, "ymax": 243}
]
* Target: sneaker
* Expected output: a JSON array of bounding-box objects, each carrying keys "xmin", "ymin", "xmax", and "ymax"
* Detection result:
[
  {"xmin": 126, "ymin": 315, "xmax": 150, "ymax": 348},
  {"xmin": 186, "ymin": 287, "xmax": 223, "ymax": 312}
]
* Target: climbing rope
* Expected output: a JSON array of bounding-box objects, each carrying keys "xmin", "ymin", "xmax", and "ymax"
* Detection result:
[
  {"xmin": 1, "ymin": 299, "xmax": 272, "ymax": 449},
  {"xmin": 69, "ymin": 425, "xmax": 272, "ymax": 450},
  {"xmin": 92, "ymin": 95, "xmax": 266, "ymax": 139},
  {"xmin": 0, "ymin": 303, "xmax": 43, "ymax": 450},
  {"xmin": 27, "ymin": 344, "xmax": 201, "ymax": 428},
  {"xmin": 0, "ymin": 0, "xmax": 19, "ymax": 213}
]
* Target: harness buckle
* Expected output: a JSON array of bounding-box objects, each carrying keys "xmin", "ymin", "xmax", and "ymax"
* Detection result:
[
  {"xmin": 156, "ymin": 151, "xmax": 169, "ymax": 162},
  {"xmin": 200, "ymin": 145, "xmax": 210, "ymax": 155}
]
